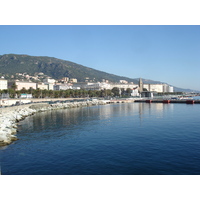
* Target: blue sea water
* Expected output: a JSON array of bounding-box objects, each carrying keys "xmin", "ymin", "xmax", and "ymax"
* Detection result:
[
  {"xmin": 193, "ymin": 95, "xmax": 200, "ymax": 100},
  {"xmin": 1, "ymin": 102, "xmax": 200, "ymax": 175}
]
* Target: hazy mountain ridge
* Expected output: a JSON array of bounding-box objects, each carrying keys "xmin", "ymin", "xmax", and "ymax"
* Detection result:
[{"xmin": 0, "ymin": 54, "xmax": 199, "ymax": 92}]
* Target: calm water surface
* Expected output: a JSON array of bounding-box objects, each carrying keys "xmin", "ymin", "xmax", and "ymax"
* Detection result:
[{"xmin": 1, "ymin": 103, "xmax": 200, "ymax": 175}]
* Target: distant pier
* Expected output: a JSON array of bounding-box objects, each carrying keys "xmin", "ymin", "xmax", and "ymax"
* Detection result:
[{"xmin": 135, "ymin": 99, "xmax": 200, "ymax": 104}]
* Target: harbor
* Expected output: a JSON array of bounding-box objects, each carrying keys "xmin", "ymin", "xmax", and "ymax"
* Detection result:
[
  {"xmin": 134, "ymin": 98, "xmax": 200, "ymax": 104},
  {"xmin": 1, "ymin": 101, "xmax": 200, "ymax": 175}
]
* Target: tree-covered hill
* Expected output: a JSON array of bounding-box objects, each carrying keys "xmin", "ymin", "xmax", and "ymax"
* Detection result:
[
  {"xmin": 0, "ymin": 54, "xmax": 168, "ymax": 84},
  {"xmin": 0, "ymin": 54, "xmax": 139, "ymax": 83}
]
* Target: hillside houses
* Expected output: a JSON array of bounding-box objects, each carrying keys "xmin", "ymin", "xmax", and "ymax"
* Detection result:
[{"xmin": 0, "ymin": 73, "xmax": 174, "ymax": 94}]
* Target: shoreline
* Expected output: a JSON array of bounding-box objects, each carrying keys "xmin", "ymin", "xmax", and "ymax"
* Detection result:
[
  {"xmin": 1, "ymin": 97, "xmax": 199, "ymax": 146},
  {"xmin": 0, "ymin": 99, "xmax": 109, "ymax": 146}
]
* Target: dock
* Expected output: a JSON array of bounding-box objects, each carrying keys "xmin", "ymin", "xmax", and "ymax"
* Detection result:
[{"xmin": 134, "ymin": 99, "xmax": 200, "ymax": 104}]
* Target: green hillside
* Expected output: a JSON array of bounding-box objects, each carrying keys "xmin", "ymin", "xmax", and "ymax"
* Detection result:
[{"xmin": 0, "ymin": 54, "xmax": 138, "ymax": 83}]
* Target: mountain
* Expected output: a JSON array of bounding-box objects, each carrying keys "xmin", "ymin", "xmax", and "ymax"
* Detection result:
[
  {"xmin": 0, "ymin": 54, "xmax": 199, "ymax": 92},
  {"xmin": 0, "ymin": 54, "xmax": 166, "ymax": 84},
  {"xmin": 173, "ymin": 87, "xmax": 200, "ymax": 93},
  {"xmin": 0, "ymin": 54, "xmax": 137, "ymax": 83}
]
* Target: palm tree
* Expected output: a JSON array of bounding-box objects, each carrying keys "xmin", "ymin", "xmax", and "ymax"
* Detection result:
[
  {"xmin": 20, "ymin": 87, "xmax": 27, "ymax": 94},
  {"xmin": 11, "ymin": 83, "xmax": 17, "ymax": 91},
  {"xmin": 11, "ymin": 83, "xmax": 17, "ymax": 98},
  {"xmin": 34, "ymin": 88, "xmax": 41, "ymax": 98}
]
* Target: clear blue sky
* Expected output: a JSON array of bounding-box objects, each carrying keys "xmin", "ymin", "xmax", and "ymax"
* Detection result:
[{"xmin": 0, "ymin": 25, "xmax": 200, "ymax": 91}]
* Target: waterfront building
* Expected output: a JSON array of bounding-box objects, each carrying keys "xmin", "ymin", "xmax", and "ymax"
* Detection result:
[
  {"xmin": 72, "ymin": 82, "xmax": 86, "ymax": 89},
  {"xmin": 8, "ymin": 81, "xmax": 37, "ymax": 90},
  {"xmin": 143, "ymin": 84, "xmax": 164, "ymax": 93},
  {"xmin": 98, "ymin": 82, "xmax": 112, "ymax": 90},
  {"xmin": 110, "ymin": 83, "xmax": 138, "ymax": 90},
  {"xmin": 0, "ymin": 78, "xmax": 8, "ymax": 90},
  {"xmin": 168, "ymin": 86, "xmax": 174, "ymax": 93},
  {"xmin": 163, "ymin": 84, "xmax": 174, "ymax": 92},
  {"xmin": 54, "ymin": 84, "xmax": 72, "ymax": 90},
  {"xmin": 72, "ymin": 82, "xmax": 111, "ymax": 90},
  {"xmin": 131, "ymin": 87, "xmax": 140, "ymax": 97},
  {"xmin": 143, "ymin": 83, "xmax": 174, "ymax": 93},
  {"xmin": 43, "ymin": 78, "xmax": 56, "ymax": 90},
  {"xmin": 37, "ymin": 83, "xmax": 49, "ymax": 90},
  {"xmin": 72, "ymin": 82, "xmax": 138, "ymax": 91},
  {"xmin": 83, "ymin": 82, "xmax": 104, "ymax": 90},
  {"xmin": 47, "ymin": 83, "xmax": 54, "ymax": 90}
]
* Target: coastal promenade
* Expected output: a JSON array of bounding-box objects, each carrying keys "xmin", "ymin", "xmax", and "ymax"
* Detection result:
[{"xmin": 0, "ymin": 97, "xmax": 81, "ymax": 107}]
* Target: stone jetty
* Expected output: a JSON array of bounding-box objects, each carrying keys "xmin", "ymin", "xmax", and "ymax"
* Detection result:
[{"xmin": 0, "ymin": 100, "xmax": 107, "ymax": 146}]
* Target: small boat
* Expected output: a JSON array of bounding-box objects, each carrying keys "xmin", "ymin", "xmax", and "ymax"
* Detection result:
[{"xmin": 179, "ymin": 96, "xmax": 193, "ymax": 100}]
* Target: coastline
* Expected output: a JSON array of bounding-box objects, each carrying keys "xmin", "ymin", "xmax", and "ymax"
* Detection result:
[
  {"xmin": 0, "ymin": 99, "xmax": 108, "ymax": 146},
  {"xmin": 1, "ymin": 96, "xmax": 200, "ymax": 146}
]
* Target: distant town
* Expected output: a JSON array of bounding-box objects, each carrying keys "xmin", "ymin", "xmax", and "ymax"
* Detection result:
[{"xmin": 0, "ymin": 72, "xmax": 175, "ymax": 99}]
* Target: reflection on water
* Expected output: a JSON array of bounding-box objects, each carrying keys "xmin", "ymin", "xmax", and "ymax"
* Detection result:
[
  {"xmin": 1, "ymin": 102, "xmax": 200, "ymax": 175},
  {"xmin": 18, "ymin": 103, "xmax": 174, "ymax": 135},
  {"xmin": 138, "ymin": 103, "xmax": 174, "ymax": 126}
]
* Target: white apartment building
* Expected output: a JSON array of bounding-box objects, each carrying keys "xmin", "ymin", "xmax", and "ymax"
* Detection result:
[
  {"xmin": 43, "ymin": 78, "xmax": 56, "ymax": 84},
  {"xmin": 131, "ymin": 88, "xmax": 140, "ymax": 96},
  {"xmin": 143, "ymin": 84, "xmax": 174, "ymax": 93},
  {"xmin": 82, "ymin": 82, "xmax": 112, "ymax": 90},
  {"xmin": 83, "ymin": 82, "xmax": 102, "ymax": 90},
  {"xmin": 47, "ymin": 83, "xmax": 54, "ymax": 90},
  {"xmin": 0, "ymin": 78, "xmax": 8, "ymax": 90},
  {"xmin": 163, "ymin": 84, "xmax": 174, "ymax": 92},
  {"xmin": 143, "ymin": 84, "xmax": 164, "ymax": 93},
  {"xmin": 72, "ymin": 82, "xmax": 139, "ymax": 91},
  {"xmin": 168, "ymin": 86, "xmax": 174, "ymax": 93}
]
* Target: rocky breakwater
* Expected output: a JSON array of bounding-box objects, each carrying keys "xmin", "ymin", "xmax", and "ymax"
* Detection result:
[
  {"xmin": 0, "ymin": 105, "xmax": 37, "ymax": 146},
  {"xmin": 29, "ymin": 100, "xmax": 107, "ymax": 112},
  {"xmin": 0, "ymin": 100, "xmax": 107, "ymax": 146}
]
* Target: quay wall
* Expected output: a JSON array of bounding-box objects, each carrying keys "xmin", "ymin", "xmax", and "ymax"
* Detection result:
[{"xmin": 134, "ymin": 99, "xmax": 200, "ymax": 104}]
